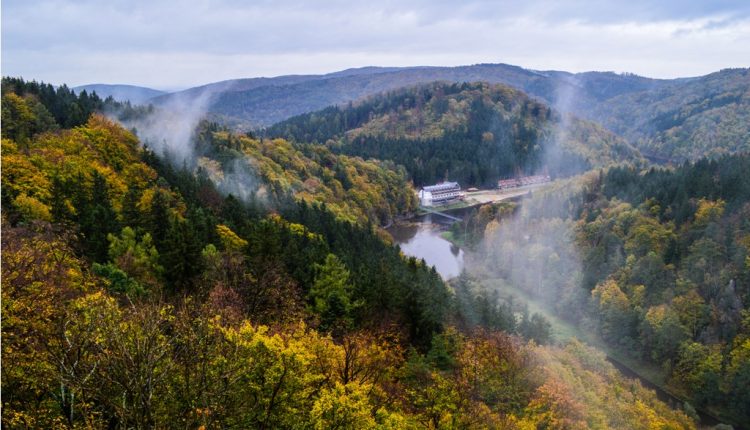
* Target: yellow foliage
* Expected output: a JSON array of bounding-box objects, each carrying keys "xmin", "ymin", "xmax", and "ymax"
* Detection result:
[
  {"xmin": 1, "ymin": 147, "xmax": 52, "ymax": 202},
  {"xmin": 210, "ymin": 131, "xmax": 416, "ymax": 226},
  {"xmin": 216, "ymin": 224, "xmax": 248, "ymax": 251},
  {"xmin": 12, "ymin": 193, "xmax": 52, "ymax": 221},
  {"xmin": 592, "ymin": 279, "xmax": 630, "ymax": 310},
  {"xmin": 311, "ymin": 382, "xmax": 377, "ymax": 430},
  {"xmin": 694, "ymin": 198, "xmax": 725, "ymax": 226}
]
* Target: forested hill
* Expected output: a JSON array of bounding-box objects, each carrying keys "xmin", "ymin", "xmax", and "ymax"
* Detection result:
[
  {"xmin": 154, "ymin": 63, "xmax": 668, "ymax": 129},
  {"xmin": 267, "ymin": 81, "xmax": 641, "ymax": 187},
  {"xmin": 2, "ymin": 77, "xmax": 699, "ymax": 428},
  {"xmin": 149, "ymin": 64, "xmax": 747, "ymax": 163},
  {"xmin": 469, "ymin": 154, "xmax": 750, "ymax": 426},
  {"xmin": 589, "ymin": 68, "xmax": 750, "ymax": 161},
  {"xmin": 191, "ymin": 121, "xmax": 418, "ymax": 226},
  {"xmin": 2, "ymin": 77, "xmax": 130, "ymax": 132}
]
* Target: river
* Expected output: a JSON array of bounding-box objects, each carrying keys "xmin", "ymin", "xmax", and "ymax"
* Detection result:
[{"xmin": 387, "ymin": 212, "xmax": 465, "ymax": 280}]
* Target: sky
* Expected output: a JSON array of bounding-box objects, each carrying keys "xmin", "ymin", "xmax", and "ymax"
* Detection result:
[{"xmin": 2, "ymin": 0, "xmax": 749, "ymax": 90}]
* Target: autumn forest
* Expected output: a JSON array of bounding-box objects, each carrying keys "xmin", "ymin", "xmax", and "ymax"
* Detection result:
[{"xmin": 2, "ymin": 58, "xmax": 749, "ymax": 430}]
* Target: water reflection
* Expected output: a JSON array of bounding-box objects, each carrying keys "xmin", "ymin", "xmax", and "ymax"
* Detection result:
[{"xmin": 388, "ymin": 220, "xmax": 464, "ymax": 280}]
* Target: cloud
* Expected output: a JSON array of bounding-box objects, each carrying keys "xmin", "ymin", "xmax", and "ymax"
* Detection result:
[{"xmin": 2, "ymin": 0, "xmax": 749, "ymax": 88}]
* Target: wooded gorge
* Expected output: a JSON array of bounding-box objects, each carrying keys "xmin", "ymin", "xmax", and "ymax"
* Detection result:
[
  {"xmin": 463, "ymin": 156, "xmax": 750, "ymax": 426},
  {"xmin": 1, "ymin": 75, "xmax": 716, "ymax": 429}
]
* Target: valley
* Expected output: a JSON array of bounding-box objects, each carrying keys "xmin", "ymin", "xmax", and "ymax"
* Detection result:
[
  {"xmin": 5, "ymin": 1, "xmax": 749, "ymax": 427},
  {"xmin": 3, "ymin": 60, "xmax": 749, "ymax": 429}
]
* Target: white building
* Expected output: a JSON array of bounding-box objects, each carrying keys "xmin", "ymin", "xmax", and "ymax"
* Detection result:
[{"xmin": 419, "ymin": 182, "xmax": 463, "ymax": 206}]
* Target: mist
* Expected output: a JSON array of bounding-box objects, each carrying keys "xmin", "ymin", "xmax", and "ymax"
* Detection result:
[
  {"xmin": 459, "ymin": 77, "xmax": 597, "ymax": 343},
  {"xmin": 198, "ymin": 156, "xmax": 268, "ymax": 205},
  {"xmin": 105, "ymin": 84, "xmax": 270, "ymax": 207},
  {"xmin": 467, "ymin": 177, "xmax": 589, "ymax": 317},
  {"xmin": 115, "ymin": 89, "xmax": 217, "ymax": 164}
]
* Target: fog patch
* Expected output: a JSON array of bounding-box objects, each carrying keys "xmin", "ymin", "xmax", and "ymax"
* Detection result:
[
  {"xmin": 119, "ymin": 89, "xmax": 216, "ymax": 164},
  {"xmin": 461, "ymin": 76, "xmax": 595, "ymax": 342},
  {"xmin": 108, "ymin": 89, "xmax": 267, "ymax": 206}
]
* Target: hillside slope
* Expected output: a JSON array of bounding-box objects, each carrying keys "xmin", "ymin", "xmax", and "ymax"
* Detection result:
[
  {"xmin": 465, "ymin": 155, "xmax": 750, "ymax": 426},
  {"xmin": 192, "ymin": 122, "xmax": 417, "ymax": 226},
  {"xmin": 1, "ymin": 77, "xmax": 700, "ymax": 429},
  {"xmin": 152, "ymin": 64, "xmax": 748, "ymax": 162},
  {"xmin": 153, "ymin": 63, "xmax": 669, "ymax": 128},
  {"xmin": 590, "ymin": 68, "xmax": 750, "ymax": 161},
  {"xmin": 268, "ymin": 81, "xmax": 641, "ymax": 187}
]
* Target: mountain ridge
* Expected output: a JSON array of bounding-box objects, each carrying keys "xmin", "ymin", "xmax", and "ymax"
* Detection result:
[
  {"xmin": 72, "ymin": 83, "xmax": 166, "ymax": 104},
  {"xmin": 85, "ymin": 63, "xmax": 749, "ymax": 162}
]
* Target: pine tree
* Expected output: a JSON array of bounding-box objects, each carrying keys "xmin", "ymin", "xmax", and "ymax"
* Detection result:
[
  {"xmin": 309, "ymin": 254, "xmax": 357, "ymax": 331},
  {"xmin": 80, "ymin": 171, "xmax": 119, "ymax": 262},
  {"xmin": 148, "ymin": 189, "xmax": 170, "ymax": 248},
  {"xmin": 121, "ymin": 186, "xmax": 142, "ymax": 230},
  {"xmin": 161, "ymin": 219, "xmax": 202, "ymax": 293}
]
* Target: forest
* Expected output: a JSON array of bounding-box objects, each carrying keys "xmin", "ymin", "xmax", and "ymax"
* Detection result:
[
  {"xmin": 465, "ymin": 155, "xmax": 750, "ymax": 426},
  {"xmin": 0, "ymin": 78, "xmax": 705, "ymax": 428},
  {"xmin": 191, "ymin": 121, "xmax": 417, "ymax": 226},
  {"xmin": 589, "ymin": 68, "xmax": 750, "ymax": 161},
  {"xmin": 267, "ymin": 82, "xmax": 640, "ymax": 187}
]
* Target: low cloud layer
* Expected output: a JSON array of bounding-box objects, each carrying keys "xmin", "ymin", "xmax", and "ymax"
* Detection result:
[{"xmin": 3, "ymin": 0, "xmax": 749, "ymax": 88}]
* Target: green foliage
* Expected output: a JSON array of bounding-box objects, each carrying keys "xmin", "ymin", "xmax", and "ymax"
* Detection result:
[
  {"xmin": 584, "ymin": 162, "xmax": 749, "ymax": 422},
  {"xmin": 590, "ymin": 68, "xmax": 750, "ymax": 161},
  {"xmin": 107, "ymin": 227, "xmax": 163, "ymax": 290},
  {"xmin": 451, "ymin": 272, "xmax": 534, "ymax": 339},
  {"xmin": 2, "ymin": 76, "xmax": 127, "ymax": 129},
  {"xmin": 474, "ymin": 156, "xmax": 750, "ymax": 425},
  {"xmin": 309, "ymin": 254, "xmax": 358, "ymax": 330},
  {"xmin": 269, "ymin": 82, "xmax": 640, "ymax": 187},
  {"xmin": 0, "ymin": 76, "xmax": 713, "ymax": 428},
  {"xmin": 1, "ymin": 91, "xmax": 57, "ymax": 143},
  {"xmin": 449, "ymin": 202, "xmax": 516, "ymax": 249},
  {"xmin": 92, "ymin": 262, "xmax": 147, "ymax": 297},
  {"xmin": 1, "ymin": 215, "xmax": 695, "ymax": 429},
  {"xmin": 518, "ymin": 309, "xmax": 553, "ymax": 345}
]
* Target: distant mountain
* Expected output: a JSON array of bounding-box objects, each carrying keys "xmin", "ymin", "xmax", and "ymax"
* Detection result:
[
  {"xmin": 586, "ymin": 68, "xmax": 750, "ymax": 161},
  {"xmin": 148, "ymin": 66, "xmax": 407, "ymax": 110},
  {"xmin": 73, "ymin": 84, "xmax": 166, "ymax": 104},
  {"xmin": 154, "ymin": 63, "xmax": 672, "ymax": 129},
  {"xmin": 152, "ymin": 63, "xmax": 749, "ymax": 161},
  {"xmin": 267, "ymin": 81, "xmax": 641, "ymax": 187}
]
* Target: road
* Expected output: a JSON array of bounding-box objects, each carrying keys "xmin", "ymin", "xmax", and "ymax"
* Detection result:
[{"xmin": 465, "ymin": 184, "xmax": 546, "ymax": 204}]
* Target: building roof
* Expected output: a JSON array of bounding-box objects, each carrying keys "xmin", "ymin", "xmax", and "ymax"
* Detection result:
[{"xmin": 422, "ymin": 182, "xmax": 460, "ymax": 192}]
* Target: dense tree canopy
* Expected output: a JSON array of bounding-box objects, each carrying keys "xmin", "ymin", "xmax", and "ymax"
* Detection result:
[
  {"xmin": 1, "ymin": 78, "xmax": 708, "ymax": 428},
  {"xmin": 268, "ymin": 82, "xmax": 641, "ymax": 187},
  {"xmin": 473, "ymin": 155, "xmax": 750, "ymax": 425}
]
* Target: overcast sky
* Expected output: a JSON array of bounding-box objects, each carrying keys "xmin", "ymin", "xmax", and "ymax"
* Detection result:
[{"xmin": 2, "ymin": 0, "xmax": 749, "ymax": 90}]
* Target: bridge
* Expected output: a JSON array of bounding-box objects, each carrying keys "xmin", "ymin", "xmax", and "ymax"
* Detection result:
[{"xmin": 419, "ymin": 206, "xmax": 463, "ymax": 222}]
